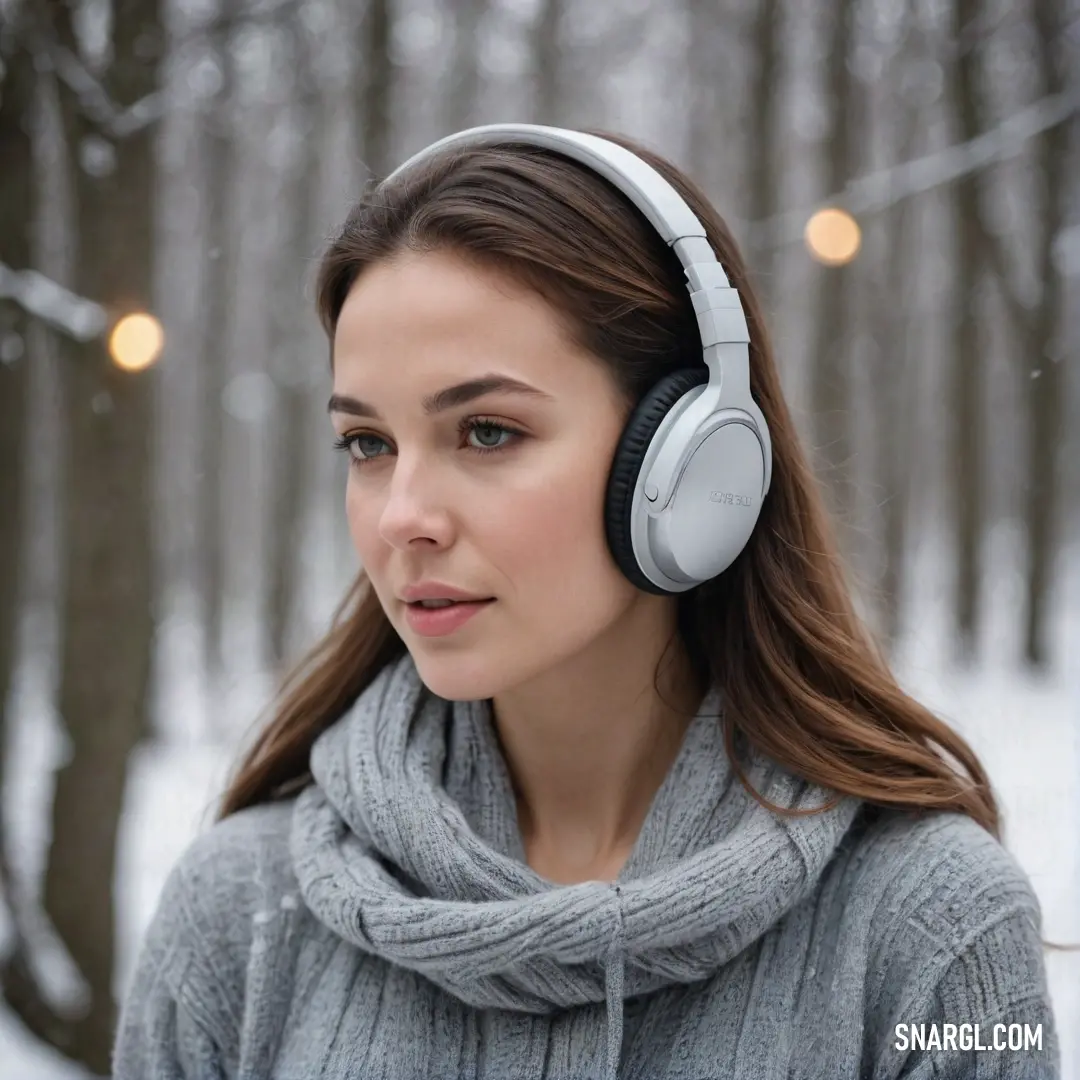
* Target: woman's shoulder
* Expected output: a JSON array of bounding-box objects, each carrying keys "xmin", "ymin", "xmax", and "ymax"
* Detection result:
[
  {"xmin": 146, "ymin": 799, "xmax": 305, "ymax": 977},
  {"xmin": 829, "ymin": 807, "xmax": 1060, "ymax": 1074},
  {"xmin": 830, "ymin": 805, "xmax": 1054, "ymax": 1054},
  {"xmin": 170, "ymin": 799, "xmax": 299, "ymax": 898},
  {"xmin": 839, "ymin": 804, "xmax": 1043, "ymax": 939},
  {"xmin": 118, "ymin": 800, "xmax": 319, "ymax": 1072}
]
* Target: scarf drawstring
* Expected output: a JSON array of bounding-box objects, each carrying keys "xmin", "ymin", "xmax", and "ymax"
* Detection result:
[{"xmin": 603, "ymin": 884, "xmax": 626, "ymax": 1080}]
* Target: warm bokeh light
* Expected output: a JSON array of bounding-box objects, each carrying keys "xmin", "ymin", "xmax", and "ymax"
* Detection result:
[
  {"xmin": 108, "ymin": 312, "xmax": 164, "ymax": 371},
  {"xmin": 804, "ymin": 207, "xmax": 862, "ymax": 266}
]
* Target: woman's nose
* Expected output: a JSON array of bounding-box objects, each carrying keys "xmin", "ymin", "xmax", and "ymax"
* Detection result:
[{"xmin": 375, "ymin": 455, "xmax": 455, "ymax": 550}]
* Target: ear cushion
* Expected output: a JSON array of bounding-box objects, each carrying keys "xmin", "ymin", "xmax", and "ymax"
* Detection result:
[{"xmin": 604, "ymin": 367, "xmax": 709, "ymax": 594}]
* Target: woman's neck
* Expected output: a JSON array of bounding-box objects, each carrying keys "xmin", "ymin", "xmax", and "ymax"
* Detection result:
[{"xmin": 491, "ymin": 612, "xmax": 706, "ymax": 885}]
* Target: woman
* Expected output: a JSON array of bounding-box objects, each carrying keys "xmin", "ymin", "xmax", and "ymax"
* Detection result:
[{"xmin": 114, "ymin": 126, "xmax": 1059, "ymax": 1079}]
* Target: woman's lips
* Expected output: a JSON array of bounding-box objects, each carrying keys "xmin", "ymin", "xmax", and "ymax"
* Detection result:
[{"xmin": 403, "ymin": 598, "xmax": 496, "ymax": 637}]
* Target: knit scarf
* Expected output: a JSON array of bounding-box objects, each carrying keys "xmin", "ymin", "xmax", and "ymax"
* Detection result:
[{"xmin": 291, "ymin": 651, "xmax": 861, "ymax": 1080}]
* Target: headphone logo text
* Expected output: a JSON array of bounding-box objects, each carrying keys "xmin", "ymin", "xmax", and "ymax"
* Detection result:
[{"xmin": 709, "ymin": 491, "xmax": 753, "ymax": 507}]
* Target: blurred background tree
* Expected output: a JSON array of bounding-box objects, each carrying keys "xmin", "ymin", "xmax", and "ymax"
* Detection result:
[{"xmin": 0, "ymin": 0, "xmax": 1076, "ymax": 1074}]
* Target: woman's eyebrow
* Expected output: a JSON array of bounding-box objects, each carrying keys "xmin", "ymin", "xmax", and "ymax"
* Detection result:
[{"xmin": 327, "ymin": 374, "xmax": 555, "ymax": 419}]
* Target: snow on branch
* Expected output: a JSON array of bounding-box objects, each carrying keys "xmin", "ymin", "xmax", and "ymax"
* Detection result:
[
  {"xmin": 27, "ymin": 30, "xmax": 165, "ymax": 139},
  {"xmin": 0, "ymin": 263, "xmax": 107, "ymax": 341},
  {"xmin": 748, "ymin": 87, "xmax": 1080, "ymax": 251}
]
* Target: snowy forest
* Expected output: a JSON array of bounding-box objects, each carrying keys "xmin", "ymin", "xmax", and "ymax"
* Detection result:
[{"xmin": 0, "ymin": 0, "xmax": 1078, "ymax": 1075}]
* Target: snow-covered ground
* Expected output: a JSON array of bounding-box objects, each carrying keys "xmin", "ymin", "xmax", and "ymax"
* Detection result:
[{"xmin": 2, "ymin": 528, "xmax": 1078, "ymax": 1077}]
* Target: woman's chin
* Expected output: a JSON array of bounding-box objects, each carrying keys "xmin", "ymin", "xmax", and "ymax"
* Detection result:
[{"xmin": 408, "ymin": 652, "xmax": 505, "ymax": 702}]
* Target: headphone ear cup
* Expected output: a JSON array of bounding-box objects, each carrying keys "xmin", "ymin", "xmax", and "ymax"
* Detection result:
[{"xmin": 604, "ymin": 368, "xmax": 709, "ymax": 594}]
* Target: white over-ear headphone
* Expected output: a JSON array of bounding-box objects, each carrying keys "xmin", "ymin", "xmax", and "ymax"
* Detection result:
[{"xmin": 385, "ymin": 124, "xmax": 772, "ymax": 595}]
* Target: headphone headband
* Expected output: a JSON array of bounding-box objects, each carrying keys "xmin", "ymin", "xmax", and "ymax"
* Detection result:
[
  {"xmin": 383, "ymin": 124, "xmax": 755, "ymax": 396},
  {"xmin": 386, "ymin": 125, "xmax": 709, "ymax": 250}
]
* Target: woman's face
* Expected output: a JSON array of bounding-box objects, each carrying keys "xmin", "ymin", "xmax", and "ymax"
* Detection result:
[{"xmin": 329, "ymin": 247, "xmax": 662, "ymax": 701}]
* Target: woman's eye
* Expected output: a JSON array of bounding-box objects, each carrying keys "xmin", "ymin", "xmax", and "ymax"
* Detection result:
[
  {"xmin": 331, "ymin": 432, "xmax": 389, "ymax": 463},
  {"xmin": 468, "ymin": 423, "xmax": 513, "ymax": 450},
  {"xmin": 347, "ymin": 435, "xmax": 388, "ymax": 461}
]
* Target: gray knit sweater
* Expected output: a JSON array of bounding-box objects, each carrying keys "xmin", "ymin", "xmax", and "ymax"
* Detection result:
[{"xmin": 114, "ymin": 652, "xmax": 1060, "ymax": 1078}]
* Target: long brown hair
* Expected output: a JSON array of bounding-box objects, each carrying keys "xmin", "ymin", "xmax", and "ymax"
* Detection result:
[{"xmin": 220, "ymin": 131, "xmax": 1000, "ymax": 843}]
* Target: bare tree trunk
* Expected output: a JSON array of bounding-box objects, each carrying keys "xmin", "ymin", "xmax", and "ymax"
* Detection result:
[
  {"xmin": 198, "ymin": 0, "xmax": 242, "ymax": 688},
  {"xmin": 683, "ymin": 0, "xmax": 724, "ymax": 185},
  {"xmin": 874, "ymin": 45, "xmax": 922, "ymax": 652},
  {"xmin": 1020, "ymin": 0, "xmax": 1070, "ymax": 669},
  {"xmin": 946, "ymin": 0, "xmax": 985, "ymax": 665},
  {"xmin": 358, "ymin": 0, "xmax": 393, "ymax": 181},
  {"xmin": 266, "ymin": 23, "xmax": 325, "ymax": 671},
  {"xmin": 38, "ymin": 0, "xmax": 162, "ymax": 1071},
  {"xmin": 947, "ymin": 2, "xmax": 1071, "ymax": 668},
  {"xmin": 530, "ymin": 0, "xmax": 565, "ymax": 126},
  {"xmin": 0, "ymin": 11, "xmax": 42, "ymax": 1037},
  {"xmin": 444, "ymin": 0, "xmax": 488, "ymax": 133},
  {"xmin": 745, "ymin": 0, "xmax": 782, "ymax": 305},
  {"xmin": 0, "ymin": 12, "xmax": 33, "ymax": 845},
  {"xmin": 807, "ymin": 0, "xmax": 859, "ymax": 540}
]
